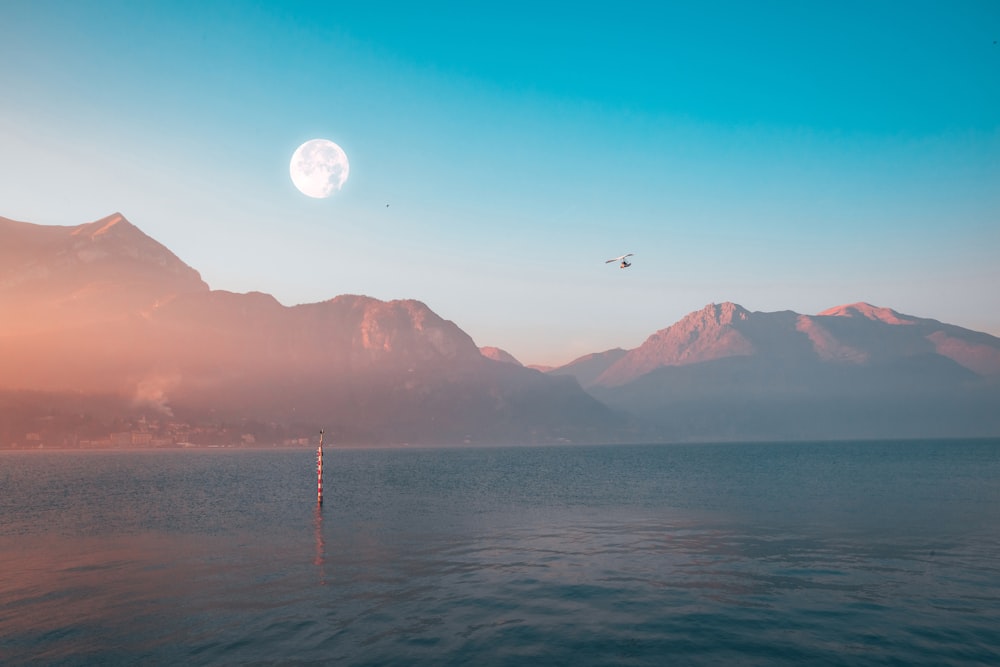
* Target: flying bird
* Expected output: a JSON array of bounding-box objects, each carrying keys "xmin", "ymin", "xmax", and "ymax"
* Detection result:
[{"xmin": 606, "ymin": 253, "xmax": 634, "ymax": 269}]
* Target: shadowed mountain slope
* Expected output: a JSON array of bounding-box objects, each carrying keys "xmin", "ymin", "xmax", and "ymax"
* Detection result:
[{"xmin": 547, "ymin": 348, "xmax": 627, "ymax": 388}]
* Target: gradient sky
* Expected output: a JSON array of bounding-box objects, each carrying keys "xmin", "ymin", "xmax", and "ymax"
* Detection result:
[{"xmin": 2, "ymin": 1, "xmax": 998, "ymax": 365}]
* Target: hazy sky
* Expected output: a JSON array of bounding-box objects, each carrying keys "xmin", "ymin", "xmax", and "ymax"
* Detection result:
[{"xmin": 2, "ymin": 1, "xmax": 998, "ymax": 365}]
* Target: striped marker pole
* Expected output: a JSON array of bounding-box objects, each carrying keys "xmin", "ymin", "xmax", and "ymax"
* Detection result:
[{"xmin": 317, "ymin": 429, "xmax": 324, "ymax": 506}]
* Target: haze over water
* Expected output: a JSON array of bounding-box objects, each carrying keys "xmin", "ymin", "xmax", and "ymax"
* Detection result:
[{"xmin": 2, "ymin": 440, "xmax": 999, "ymax": 665}]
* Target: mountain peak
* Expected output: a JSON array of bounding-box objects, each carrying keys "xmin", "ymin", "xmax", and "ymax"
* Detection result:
[
  {"xmin": 0, "ymin": 213, "xmax": 208, "ymax": 332},
  {"xmin": 592, "ymin": 303, "xmax": 755, "ymax": 386},
  {"xmin": 60, "ymin": 213, "xmax": 208, "ymax": 292},
  {"xmin": 691, "ymin": 302, "xmax": 751, "ymax": 326},
  {"xmin": 71, "ymin": 212, "xmax": 131, "ymax": 239},
  {"xmin": 819, "ymin": 302, "xmax": 915, "ymax": 325}
]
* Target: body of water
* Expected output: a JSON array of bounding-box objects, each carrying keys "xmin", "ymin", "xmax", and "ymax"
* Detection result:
[{"xmin": 2, "ymin": 439, "xmax": 999, "ymax": 665}]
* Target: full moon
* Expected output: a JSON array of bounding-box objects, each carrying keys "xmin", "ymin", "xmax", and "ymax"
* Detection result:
[{"xmin": 289, "ymin": 139, "xmax": 350, "ymax": 198}]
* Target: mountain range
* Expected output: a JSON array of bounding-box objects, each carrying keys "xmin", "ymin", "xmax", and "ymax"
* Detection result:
[
  {"xmin": 2, "ymin": 213, "xmax": 998, "ymax": 445},
  {"xmin": 551, "ymin": 301, "xmax": 1000, "ymax": 440}
]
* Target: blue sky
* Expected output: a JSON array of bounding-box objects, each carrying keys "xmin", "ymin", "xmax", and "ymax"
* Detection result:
[{"xmin": 2, "ymin": 1, "xmax": 998, "ymax": 365}]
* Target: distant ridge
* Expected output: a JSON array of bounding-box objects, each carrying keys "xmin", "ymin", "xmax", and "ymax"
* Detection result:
[
  {"xmin": 547, "ymin": 301, "xmax": 1000, "ymax": 441},
  {"xmin": 817, "ymin": 302, "xmax": 914, "ymax": 324},
  {"xmin": 547, "ymin": 348, "xmax": 627, "ymax": 387},
  {"xmin": 2, "ymin": 213, "xmax": 998, "ymax": 444},
  {"xmin": 561, "ymin": 301, "xmax": 1000, "ymax": 389}
]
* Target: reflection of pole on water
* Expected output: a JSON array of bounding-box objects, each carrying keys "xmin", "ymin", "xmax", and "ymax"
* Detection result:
[
  {"xmin": 313, "ymin": 503, "xmax": 326, "ymax": 575},
  {"xmin": 317, "ymin": 429, "xmax": 324, "ymax": 506}
]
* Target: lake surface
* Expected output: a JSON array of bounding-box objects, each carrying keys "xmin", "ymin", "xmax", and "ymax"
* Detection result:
[{"xmin": 2, "ymin": 440, "xmax": 999, "ymax": 665}]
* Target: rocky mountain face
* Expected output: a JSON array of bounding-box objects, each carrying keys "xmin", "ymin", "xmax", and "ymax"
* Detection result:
[
  {"xmin": 552, "ymin": 302, "xmax": 1000, "ymax": 441},
  {"xmin": 0, "ymin": 214, "xmax": 620, "ymax": 445}
]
